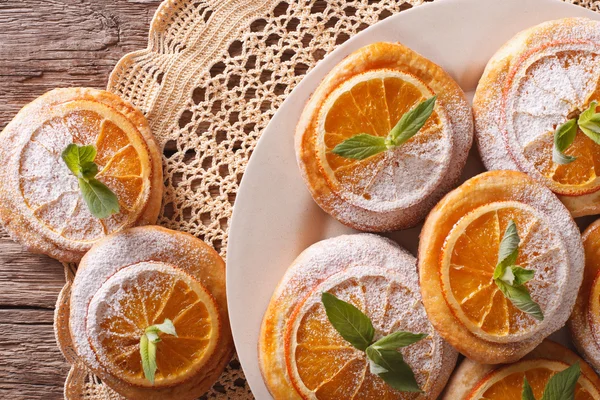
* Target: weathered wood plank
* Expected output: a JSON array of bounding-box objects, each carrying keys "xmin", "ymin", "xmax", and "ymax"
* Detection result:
[
  {"xmin": 0, "ymin": 1, "xmax": 161, "ymax": 397},
  {"xmin": 0, "ymin": 0, "xmax": 162, "ymax": 129},
  {"xmin": 0, "ymin": 383, "xmax": 64, "ymax": 399},
  {"xmin": 0, "ymin": 320, "xmax": 69, "ymax": 399},
  {"xmin": 0, "ymin": 235, "xmax": 65, "ymax": 308},
  {"xmin": 0, "ymin": 308, "xmax": 55, "ymax": 325}
]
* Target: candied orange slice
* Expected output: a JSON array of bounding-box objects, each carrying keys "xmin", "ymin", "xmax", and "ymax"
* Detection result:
[
  {"xmin": 504, "ymin": 45, "xmax": 600, "ymax": 196},
  {"xmin": 86, "ymin": 262, "xmax": 220, "ymax": 388},
  {"xmin": 420, "ymin": 171, "xmax": 583, "ymax": 364},
  {"xmin": 284, "ymin": 267, "xmax": 437, "ymax": 399},
  {"xmin": 440, "ymin": 201, "xmax": 565, "ymax": 342},
  {"xmin": 316, "ymin": 69, "xmax": 451, "ymax": 212},
  {"xmin": 19, "ymin": 99, "xmax": 153, "ymax": 244},
  {"xmin": 466, "ymin": 359, "xmax": 600, "ymax": 400}
]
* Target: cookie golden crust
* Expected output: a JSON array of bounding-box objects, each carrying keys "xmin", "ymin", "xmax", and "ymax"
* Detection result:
[
  {"xmin": 295, "ymin": 42, "xmax": 472, "ymax": 232},
  {"xmin": 474, "ymin": 17, "xmax": 600, "ymax": 217},
  {"xmin": 259, "ymin": 233, "xmax": 457, "ymax": 399},
  {"xmin": 68, "ymin": 226, "xmax": 233, "ymax": 400},
  {"xmin": 442, "ymin": 340, "xmax": 600, "ymax": 400},
  {"xmin": 569, "ymin": 218, "xmax": 600, "ymax": 373},
  {"xmin": 418, "ymin": 170, "xmax": 584, "ymax": 364},
  {"xmin": 0, "ymin": 88, "xmax": 163, "ymax": 262}
]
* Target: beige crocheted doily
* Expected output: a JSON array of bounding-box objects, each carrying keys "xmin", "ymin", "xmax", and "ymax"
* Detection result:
[{"xmin": 52, "ymin": 0, "xmax": 598, "ymax": 398}]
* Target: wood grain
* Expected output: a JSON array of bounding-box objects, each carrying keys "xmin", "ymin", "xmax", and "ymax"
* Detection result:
[{"xmin": 0, "ymin": 1, "xmax": 161, "ymax": 398}]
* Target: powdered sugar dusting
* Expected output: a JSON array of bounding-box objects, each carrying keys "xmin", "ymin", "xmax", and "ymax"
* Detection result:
[
  {"xmin": 508, "ymin": 47, "xmax": 600, "ymax": 151},
  {"xmin": 297, "ymin": 42, "xmax": 473, "ymax": 231},
  {"xmin": 86, "ymin": 262, "xmax": 177, "ymax": 361},
  {"xmin": 440, "ymin": 200, "xmax": 570, "ymax": 343},
  {"xmin": 85, "ymin": 261, "xmax": 218, "ymax": 385},
  {"xmin": 318, "ymin": 70, "xmax": 453, "ymax": 214},
  {"xmin": 18, "ymin": 109, "xmax": 136, "ymax": 241},
  {"xmin": 0, "ymin": 89, "xmax": 156, "ymax": 262},
  {"xmin": 291, "ymin": 267, "xmax": 439, "ymax": 397},
  {"xmin": 438, "ymin": 171, "xmax": 584, "ymax": 350},
  {"xmin": 515, "ymin": 181, "xmax": 584, "ymax": 334},
  {"xmin": 475, "ymin": 18, "xmax": 600, "ymax": 199},
  {"xmin": 262, "ymin": 234, "xmax": 457, "ymax": 399},
  {"xmin": 70, "ymin": 227, "xmax": 224, "ymax": 377}
]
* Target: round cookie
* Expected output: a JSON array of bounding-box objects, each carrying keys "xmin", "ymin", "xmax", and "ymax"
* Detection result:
[
  {"xmin": 0, "ymin": 87, "xmax": 163, "ymax": 262},
  {"xmin": 474, "ymin": 17, "xmax": 600, "ymax": 217},
  {"xmin": 442, "ymin": 340, "xmax": 600, "ymax": 399},
  {"xmin": 296, "ymin": 42, "xmax": 472, "ymax": 231},
  {"xmin": 69, "ymin": 226, "xmax": 233, "ymax": 400},
  {"xmin": 419, "ymin": 170, "xmax": 584, "ymax": 364},
  {"xmin": 259, "ymin": 233, "xmax": 458, "ymax": 399}
]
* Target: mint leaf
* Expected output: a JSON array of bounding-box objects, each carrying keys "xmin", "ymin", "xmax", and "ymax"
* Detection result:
[
  {"xmin": 578, "ymin": 101, "xmax": 600, "ymax": 144},
  {"xmin": 79, "ymin": 178, "xmax": 120, "ymax": 219},
  {"xmin": 140, "ymin": 319, "xmax": 178, "ymax": 384},
  {"xmin": 553, "ymin": 119, "xmax": 578, "ymax": 165},
  {"xmin": 145, "ymin": 330, "xmax": 160, "ymax": 343},
  {"xmin": 62, "ymin": 144, "xmax": 97, "ymax": 178},
  {"xmin": 366, "ymin": 346, "xmax": 422, "ymax": 392},
  {"xmin": 371, "ymin": 332, "xmax": 427, "ymax": 350},
  {"xmin": 497, "ymin": 220, "xmax": 520, "ymax": 266},
  {"xmin": 522, "ymin": 377, "xmax": 536, "ymax": 400},
  {"xmin": 149, "ymin": 318, "xmax": 178, "ymax": 337},
  {"xmin": 321, "ymin": 293, "xmax": 425, "ymax": 392},
  {"xmin": 494, "ymin": 220, "xmax": 520, "ymax": 283},
  {"xmin": 512, "ymin": 266, "xmax": 535, "ymax": 286},
  {"xmin": 62, "ymin": 144, "xmax": 120, "ymax": 219},
  {"xmin": 331, "ymin": 96, "xmax": 436, "ymax": 160},
  {"xmin": 496, "ymin": 280, "xmax": 544, "ymax": 321},
  {"xmin": 541, "ymin": 362, "xmax": 580, "ymax": 400},
  {"xmin": 496, "ymin": 265, "xmax": 534, "ymax": 287},
  {"xmin": 492, "ymin": 220, "xmax": 543, "ymax": 321},
  {"xmin": 389, "ymin": 96, "xmax": 437, "ymax": 146},
  {"xmin": 497, "ymin": 265, "xmax": 516, "ymax": 285},
  {"xmin": 321, "ymin": 292, "xmax": 374, "ymax": 351},
  {"xmin": 331, "ymin": 134, "xmax": 387, "ymax": 160},
  {"xmin": 80, "ymin": 161, "xmax": 99, "ymax": 180},
  {"xmin": 140, "ymin": 334, "xmax": 157, "ymax": 384}
]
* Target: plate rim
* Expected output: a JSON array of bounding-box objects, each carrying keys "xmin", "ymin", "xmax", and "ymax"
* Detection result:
[{"xmin": 225, "ymin": 0, "xmax": 600, "ymax": 397}]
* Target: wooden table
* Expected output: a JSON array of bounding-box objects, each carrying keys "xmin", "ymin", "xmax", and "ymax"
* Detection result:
[{"xmin": 0, "ymin": 1, "xmax": 161, "ymax": 397}]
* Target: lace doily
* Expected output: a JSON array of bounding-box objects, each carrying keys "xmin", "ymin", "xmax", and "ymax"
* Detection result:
[{"xmin": 53, "ymin": 0, "xmax": 596, "ymax": 398}]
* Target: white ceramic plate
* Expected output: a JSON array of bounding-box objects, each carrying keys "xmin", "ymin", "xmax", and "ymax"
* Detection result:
[{"xmin": 226, "ymin": 0, "xmax": 600, "ymax": 397}]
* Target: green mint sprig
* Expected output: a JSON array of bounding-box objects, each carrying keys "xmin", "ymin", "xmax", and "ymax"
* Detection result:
[
  {"xmin": 61, "ymin": 144, "xmax": 120, "ymax": 219},
  {"xmin": 140, "ymin": 318, "xmax": 178, "ymax": 384},
  {"xmin": 553, "ymin": 119, "xmax": 577, "ymax": 165},
  {"xmin": 331, "ymin": 96, "xmax": 436, "ymax": 160},
  {"xmin": 521, "ymin": 362, "xmax": 581, "ymax": 400},
  {"xmin": 579, "ymin": 101, "xmax": 600, "ymax": 144},
  {"xmin": 493, "ymin": 220, "xmax": 544, "ymax": 321},
  {"xmin": 321, "ymin": 292, "xmax": 426, "ymax": 392},
  {"xmin": 553, "ymin": 101, "xmax": 600, "ymax": 165}
]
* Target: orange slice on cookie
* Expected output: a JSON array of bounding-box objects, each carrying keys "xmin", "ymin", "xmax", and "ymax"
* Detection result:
[
  {"xmin": 419, "ymin": 171, "xmax": 583, "ymax": 363},
  {"xmin": 296, "ymin": 42, "xmax": 472, "ymax": 231},
  {"xmin": 474, "ymin": 17, "xmax": 600, "ymax": 217},
  {"xmin": 69, "ymin": 226, "xmax": 233, "ymax": 400},
  {"xmin": 0, "ymin": 88, "xmax": 162, "ymax": 262},
  {"xmin": 259, "ymin": 234, "xmax": 457, "ymax": 399},
  {"xmin": 569, "ymin": 218, "xmax": 600, "ymax": 372},
  {"xmin": 443, "ymin": 340, "xmax": 600, "ymax": 400}
]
